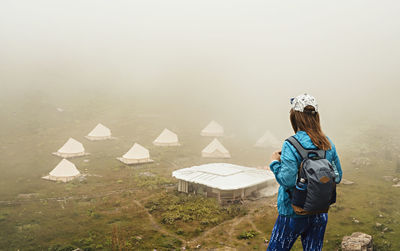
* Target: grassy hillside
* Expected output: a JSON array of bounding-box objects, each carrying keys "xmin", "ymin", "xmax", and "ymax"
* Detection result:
[{"xmin": 0, "ymin": 94, "xmax": 399, "ymax": 250}]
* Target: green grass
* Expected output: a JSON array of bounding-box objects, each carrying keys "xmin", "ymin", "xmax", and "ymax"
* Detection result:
[
  {"xmin": 1, "ymin": 94, "xmax": 400, "ymax": 250},
  {"xmin": 145, "ymin": 191, "xmax": 245, "ymax": 238},
  {"xmin": 237, "ymin": 230, "xmax": 258, "ymax": 240}
]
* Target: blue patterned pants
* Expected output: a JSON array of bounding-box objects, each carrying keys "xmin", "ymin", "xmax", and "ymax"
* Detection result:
[{"xmin": 267, "ymin": 213, "xmax": 328, "ymax": 251}]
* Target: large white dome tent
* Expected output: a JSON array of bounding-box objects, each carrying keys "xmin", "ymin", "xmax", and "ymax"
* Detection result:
[
  {"xmin": 117, "ymin": 143, "xmax": 154, "ymax": 165},
  {"xmin": 201, "ymin": 138, "xmax": 231, "ymax": 159},
  {"xmin": 85, "ymin": 123, "xmax": 114, "ymax": 141},
  {"xmin": 42, "ymin": 159, "xmax": 81, "ymax": 182},
  {"xmin": 153, "ymin": 128, "xmax": 180, "ymax": 146},
  {"xmin": 254, "ymin": 130, "xmax": 281, "ymax": 149},
  {"xmin": 52, "ymin": 138, "xmax": 89, "ymax": 158},
  {"xmin": 200, "ymin": 120, "xmax": 224, "ymax": 137}
]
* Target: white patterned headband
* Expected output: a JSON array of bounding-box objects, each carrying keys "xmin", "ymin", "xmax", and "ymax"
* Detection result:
[{"xmin": 290, "ymin": 93, "xmax": 319, "ymax": 113}]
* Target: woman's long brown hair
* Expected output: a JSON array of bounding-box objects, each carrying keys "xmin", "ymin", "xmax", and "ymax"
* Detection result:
[{"xmin": 290, "ymin": 105, "xmax": 331, "ymax": 150}]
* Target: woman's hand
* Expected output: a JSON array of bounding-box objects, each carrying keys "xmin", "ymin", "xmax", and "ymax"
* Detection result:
[{"xmin": 270, "ymin": 150, "xmax": 281, "ymax": 163}]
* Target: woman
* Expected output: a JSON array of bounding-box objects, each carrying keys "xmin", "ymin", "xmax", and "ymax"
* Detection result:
[{"xmin": 266, "ymin": 94, "xmax": 342, "ymax": 251}]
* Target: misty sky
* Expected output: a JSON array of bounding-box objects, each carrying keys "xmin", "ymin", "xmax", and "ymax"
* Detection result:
[{"xmin": 1, "ymin": 0, "xmax": 399, "ymax": 127}]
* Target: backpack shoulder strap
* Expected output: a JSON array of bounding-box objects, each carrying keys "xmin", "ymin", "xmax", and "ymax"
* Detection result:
[
  {"xmin": 286, "ymin": 136, "xmax": 326, "ymax": 160},
  {"xmin": 286, "ymin": 136, "xmax": 309, "ymax": 159}
]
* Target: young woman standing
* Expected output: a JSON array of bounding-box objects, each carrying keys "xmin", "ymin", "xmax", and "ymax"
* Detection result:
[{"xmin": 267, "ymin": 94, "xmax": 342, "ymax": 251}]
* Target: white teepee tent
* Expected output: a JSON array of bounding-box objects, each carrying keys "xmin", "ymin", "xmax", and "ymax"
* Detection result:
[
  {"xmin": 52, "ymin": 138, "xmax": 89, "ymax": 158},
  {"xmin": 200, "ymin": 120, "xmax": 224, "ymax": 137},
  {"xmin": 201, "ymin": 138, "xmax": 231, "ymax": 158},
  {"xmin": 117, "ymin": 143, "xmax": 154, "ymax": 165},
  {"xmin": 42, "ymin": 159, "xmax": 81, "ymax": 182},
  {"xmin": 153, "ymin": 128, "xmax": 180, "ymax": 146},
  {"xmin": 254, "ymin": 131, "xmax": 281, "ymax": 149},
  {"xmin": 85, "ymin": 123, "xmax": 113, "ymax": 141}
]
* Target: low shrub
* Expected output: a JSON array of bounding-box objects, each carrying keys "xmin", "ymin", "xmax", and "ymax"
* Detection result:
[
  {"xmin": 237, "ymin": 230, "xmax": 258, "ymax": 240},
  {"xmin": 145, "ymin": 192, "xmax": 244, "ymax": 226}
]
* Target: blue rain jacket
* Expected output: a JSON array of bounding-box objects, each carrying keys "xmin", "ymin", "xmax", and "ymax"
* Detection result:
[{"xmin": 269, "ymin": 131, "xmax": 342, "ymax": 217}]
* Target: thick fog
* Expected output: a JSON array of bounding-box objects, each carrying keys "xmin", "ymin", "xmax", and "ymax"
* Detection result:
[
  {"xmin": 2, "ymin": 2, "xmax": 400, "ymax": 249},
  {"xmin": 1, "ymin": 0, "xmax": 400, "ymax": 135}
]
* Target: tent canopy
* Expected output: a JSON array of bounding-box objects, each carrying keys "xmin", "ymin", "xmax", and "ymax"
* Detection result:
[
  {"xmin": 202, "ymin": 138, "xmax": 229, "ymax": 154},
  {"xmin": 49, "ymin": 159, "xmax": 80, "ymax": 177},
  {"xmin": 58, "ymin": 138, "xmax": 85, "ymax": 154},
  {"xmin": 88, "ymin": 123, "xmax": 111, "ymax": 137},
  {"xmin": 255, "ymin": 131, "xmax": 281, "ymax": 148},
  {"xmin": 201, "ymin": 120, "xmax": 224, "ymax": 136},
  {"xmin": 153, "ymin": 128, "xmax": 179, "ymax": 145},
  {"xmin": 172, "ymin": 163, "xmax": 276, "ymax": 190},
  {"xmin": 123, "ymin": 143, "xmax": 150, "ymax": 160}
]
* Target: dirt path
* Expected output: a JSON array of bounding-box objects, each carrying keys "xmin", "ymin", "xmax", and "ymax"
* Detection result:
[
  {"xmin": 185, "ymin": 197, "xmax": 278, "ymax": 249},
  {"xmin": 185, "ymin": 215, "xmax": 241, "ymax": 248},
  {"xmin": 2, "ymin": 187, "xmax": 274, "ymax": 249},
  {"xmin": 228, "ymin": 216, "xmax": 245, "ymax": 237},
  {"xmin": 186, "ymin": 200, "xmax": 269, "ymax": 248},
  {"xmin": 248, "ymin": 219, "xmax": 262, "ymax": 234},
  {"xmin": 131, "ymin": 199, "xmax": 186, "ymax": 243}
]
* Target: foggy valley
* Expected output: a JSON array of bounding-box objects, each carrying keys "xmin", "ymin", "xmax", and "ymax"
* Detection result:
[{"xmin": 1, "ymin": 1, "xmax": 400, "ymax": 250}]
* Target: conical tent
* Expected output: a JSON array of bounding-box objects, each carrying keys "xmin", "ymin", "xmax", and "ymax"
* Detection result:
[
  {"xmin": 117, "ymin": 143, "xmax": 154, "ymax": 165},
  {"xmin": 85, "ymin": 123, "xmax": 113, "ymax": 141},
  {"xmin": 202, "ymin": 138, "xmax": 231, "ymax": 158},
  {"xmin": 153, "ymin": 128, "xmax": 180, "ymax": 146},
  {"xmin": 53, "ymin": 138, "xmax": 89, "ymax": 158},
  {"xmin": 254, "ymin": 131, "xmax": 281, "ymax": 149},
  {"xmin": 201, "ymin": 120, "xmax": 224, "ymax": 137},
  {"xmin": 42, "ymin": 159, "xmax": 81, "ymax": 182}
]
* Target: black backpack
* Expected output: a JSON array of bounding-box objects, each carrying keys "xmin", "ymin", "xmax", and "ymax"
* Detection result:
[{"xmin": 286, "ymin": 136, "xmax": 336, "ymax": 215}]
